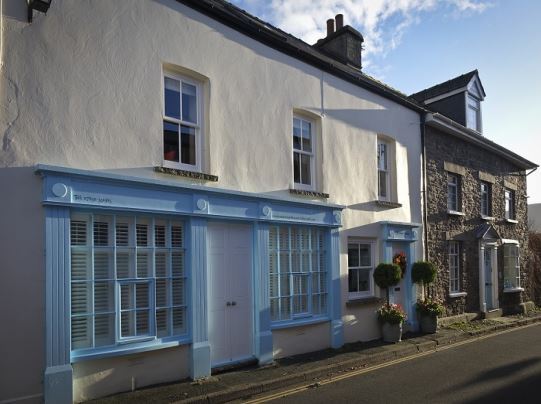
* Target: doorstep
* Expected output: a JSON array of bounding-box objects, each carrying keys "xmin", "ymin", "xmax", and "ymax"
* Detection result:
[{"xmin": 90, "ymin": 315, "xmax": 541, "ymax": 404}]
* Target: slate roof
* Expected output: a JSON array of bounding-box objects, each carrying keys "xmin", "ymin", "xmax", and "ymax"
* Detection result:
[{"xmin": 409, "ymin": 70, "xmax": 480, "ymax": 103}]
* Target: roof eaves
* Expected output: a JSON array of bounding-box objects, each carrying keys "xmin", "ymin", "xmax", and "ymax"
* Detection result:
[
  {"xmin": 426, "ymin": 113, "xmax": 538, "ymax": 170},
  {"xmin": 175, "ymin": 0, "xmax": 425, "ymax": 113}
]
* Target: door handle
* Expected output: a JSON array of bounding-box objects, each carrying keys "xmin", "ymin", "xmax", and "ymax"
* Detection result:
[
  {"xmin": 226, "ymin": 301, "xmax": 231, "ymax": 306},
  {"xmin": 231, "ymin": 301, "xmax": 237, "ymax": 306},
  {"xmin": 485, "ymin": 283, "xmax": 492, "ymax": 286}
]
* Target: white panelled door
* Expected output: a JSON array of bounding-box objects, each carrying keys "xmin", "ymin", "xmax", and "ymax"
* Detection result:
[{"xmin": 208, "ymin": 222, "xmax": 253, "ymax": 367}]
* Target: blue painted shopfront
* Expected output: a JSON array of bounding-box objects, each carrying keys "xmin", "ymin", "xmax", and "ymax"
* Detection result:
[{"xmin": 37, "ymin": 165, "xmax": 344, "ymax": 403}]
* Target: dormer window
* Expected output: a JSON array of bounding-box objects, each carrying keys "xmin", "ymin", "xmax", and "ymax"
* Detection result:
[{"xmin": 466, "ymin": 94, "xmax": 481, "ymax": 132}]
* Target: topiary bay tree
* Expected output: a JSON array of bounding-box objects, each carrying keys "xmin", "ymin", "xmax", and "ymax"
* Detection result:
[
  {"xmin": 373, "ymin": 263, "xmax": 402, "ymax": 304},
  {"xmin": 411, "ymin": 261, "xmax": 437, "ymax": 297}
]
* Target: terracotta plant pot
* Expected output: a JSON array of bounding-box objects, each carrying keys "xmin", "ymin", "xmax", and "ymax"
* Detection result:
[
  {"xmin": 420, "ymin": 315, "xmax": 438, "ymax": 334},
  {"xmin": 382, "ymin": 321, "xmax": 403, "ymax": 343}
]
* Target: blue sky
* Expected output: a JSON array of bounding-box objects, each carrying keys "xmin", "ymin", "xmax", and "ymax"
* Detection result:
[{"xmin": 231, "ymin": 0, "xmax": 541, "ymax": 205}]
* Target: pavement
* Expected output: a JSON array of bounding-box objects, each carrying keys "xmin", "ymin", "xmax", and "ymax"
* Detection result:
[{"xmin": 90, "ymin": 313, "xmax": 541, "ymax": 404}]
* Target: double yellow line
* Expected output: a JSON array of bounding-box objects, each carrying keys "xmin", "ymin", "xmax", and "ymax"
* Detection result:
[{"xmin": 244, "ymin": 322, "xmax": 540, "ymax": 403}]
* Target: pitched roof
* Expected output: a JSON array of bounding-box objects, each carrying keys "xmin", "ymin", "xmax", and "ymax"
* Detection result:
[
  {"xmin": 176, "ymin": 0, "xmax": 424, "ymax": 113},
  {"xmin": 409, "ymin": 70, "xmax": 480, "ymax": 103}
]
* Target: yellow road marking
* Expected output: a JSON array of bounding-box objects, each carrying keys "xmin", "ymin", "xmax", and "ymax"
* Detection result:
[{"xmin": 243, "ymin": 322, "xmax": 541, "ymax": 403}]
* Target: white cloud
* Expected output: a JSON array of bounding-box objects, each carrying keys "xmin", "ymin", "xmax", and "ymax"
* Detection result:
[{"xmin": 230, "ymin": 0, "xmax": 490, "ymax": 76}]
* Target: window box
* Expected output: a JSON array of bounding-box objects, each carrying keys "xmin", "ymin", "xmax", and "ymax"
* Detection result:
[
  {"xmin": 480, "ymin": 215, "xmax": 495, "ymax": 221},
  {"xmin": 505, "ymin": 219, "xmax": 518, "ymax": 224},
  {"xmin": 447, "ymin": 210, "xmax": 465, "ymax": 217},
  {"xmin": 503, "ymin": 287, "xmax": 524, "ymax": 293},
  {"xmin": 289, "ymin": 188, "xmax": 329, "ymax": 199},
  {"xmin": 449, "ymin": 292, "xmax": 467, "ymax": 298},
  {"xmin": 375, "ymin": 200, "xmax": 402, "ymax": 209}
]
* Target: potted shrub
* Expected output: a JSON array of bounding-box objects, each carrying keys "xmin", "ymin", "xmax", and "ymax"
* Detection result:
[
  {"xmin": 415, "ymin": 298, "xmax": 444, "ymax": 333},
  {"xmin": 373, "ymin": 263, "xmax": 403, "ymax": 342},
  {"xmin": 377, "ymin": 303, "xmax": 407, "ymax": 342},
  {"xmin": 411, "ymin": 261, "xmax": 440, "ymax": 333}
]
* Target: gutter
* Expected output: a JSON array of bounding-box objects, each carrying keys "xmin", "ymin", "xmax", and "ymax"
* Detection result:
[
  {"xmin": 425, "ymin": 113, "xmax": 538, "ymax": 170},
  {"xmin": 420, "ymin": 113, "xmax": 429, "ymax": 261}
]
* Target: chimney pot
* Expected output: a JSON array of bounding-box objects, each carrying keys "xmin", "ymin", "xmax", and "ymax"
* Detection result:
[
  {"xmin": 335, "ymin": 14, "xmax": 344, "ymax": 30},
  {"xmin": 326, "ymin": 18, "xmax": 335, "ymax": 36}
]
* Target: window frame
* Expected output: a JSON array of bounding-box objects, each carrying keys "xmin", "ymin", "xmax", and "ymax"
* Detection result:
[
  {"xmin": 377, "ymin": 140, "xmax": 391, "ymax": 201},
  {"xmin": 292, "ymin": 115, "xmax": 316, "ymax": 191},
  {"xmin": 69, "ymin": 213, "xmax": 189, "ymax": 359},
  {"xmin": 480, "ymin": 181, "xmax": 491, "ymax": 217},
  {"xmin": 503, "ymin": 243, "xmax": 521, "ymax": 291},
  {"xmin": 504, "ymin": 189, "xmax": 515, "ymax": 220},
  {"xmin": 448, "ymin": 241, "xmax": 461, "ymax": 294},
  {"xmin": 268, "ymin": 225, "xmax": 328, "ymax": 326},
  {"xmin": 447, "ymin": 173, "xmax": 460, "ymax": 212},
  {"xmin": 162, "ymin": 71, "xmax": 202, "ymax": 172},
  {"xmin": 466, "ymin": 94, "xmax": 481, "ymax": 132},
  {"xmin": 347, "ymin": 240, "xmax": 376, "ymax": 299}
]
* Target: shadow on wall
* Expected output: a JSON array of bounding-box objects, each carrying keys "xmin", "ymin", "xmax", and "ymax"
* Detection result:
[{"xmin": 2, "ymin": 0, "xmax": 28, "ymax": 23}]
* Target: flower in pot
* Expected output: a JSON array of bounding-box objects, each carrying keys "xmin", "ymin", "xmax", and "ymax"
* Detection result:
[
  {"xmin": 411, "ymin": 261, "xmax": 440, "ymax": 333},
  {"xmin": 377, "ymin": 303, "xmax": 407, "ymax": 343},
  {"xmin": 373, "ymin": 263, "xmax": 403, "ymax": 342},
  {"xmin": 415, "ymin": 298, "xmax": 444, "ymax": 334}
]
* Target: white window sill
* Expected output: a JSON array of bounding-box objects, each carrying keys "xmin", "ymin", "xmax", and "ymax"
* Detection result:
[
  {"xmin": 480, "ymin": 215, "xmax": 495, "ymax": 221},
  {"xmin": 346, "ymin": 295, "xmax": 383, "ymax": 307},
  {"xmin": 270, "ymin": 316, "xmax": 329, "ymax": 330},
  {"xmin": 447, "ymin": 210, "xmax": 465, "ymax": 216},
  {"xmin": 449, "ymin": 292, "xmax": 467, "ymax": 298},
  {"xmin": 503, "ymin": 287, "xmax": 524, "ymax": 293},
  {"xmin": 505, "ymin": 219, "xmax": 518, "ymax": 224}
]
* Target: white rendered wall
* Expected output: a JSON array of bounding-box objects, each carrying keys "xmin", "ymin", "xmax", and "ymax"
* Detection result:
[
  {"xmin": 1, "ymin": 0, "xmax": 423, "ymax": 400},
  {"xmin": 272, "ymin": 323, "xmax": 331, "ymax": 359}
]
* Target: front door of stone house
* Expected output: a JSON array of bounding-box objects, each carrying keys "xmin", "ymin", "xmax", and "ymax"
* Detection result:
[
  {"xmin": 482, "ymin": 245, "xmax": 498, "ymax": 311},
  {"xmin": 208, "ymin": 222, "xmax": 254, "ymax": 367}
]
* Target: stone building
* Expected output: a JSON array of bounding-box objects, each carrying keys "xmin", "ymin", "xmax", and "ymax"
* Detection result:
[{"xmin": 411, "ymin": 71, "xmax": 537, "ymax": 316}]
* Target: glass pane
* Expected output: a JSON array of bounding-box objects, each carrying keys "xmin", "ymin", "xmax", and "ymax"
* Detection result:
[
  {"xmin": 136, "ymin": 251, "xmax": 151, "ymax": 278},
  {"xmin": 378, "ymin": 143, "xmax": 387, "ymax": 170},
  {"xmin": 293, "ymin": 295, "xmax": 308, "ymax": 314},
  {"xmin": 71, "ymin": 282, "xmax": 91, "ymax": 315},
  {"xmin": 71, "ymin": 316, "xmax": 92, "ymax": 349},
  {"xmin": 172, "ymin": 279, "xmax": 184, "ymax": 305},
  {"xmin": 300, "ymin": 154, "xmax": 311, "ymax": 185},
  {"xmin": 155, "ymin": 251, "xmax": 168, "ymax": 278},
  {"xmin": 121, "ymin": 311, "xmax": 135, "ymax": 338},
  {"xmin": 302, "ymin": 121, "xmax": 312, "ymax": 152},
  {"xmin": 94, "ymin": 281, "xmax": 114, "ymax": 313},
  {"xmin": 94, "ymin": 314, "xmax": 115, "ymax": 347},
  {"xmin": 71, "ymin": 250, "xmax": 90, "ymax": 280},
  {"xmin": 173, "ymin": 307, "xmax": 186, "ymax": 335},
  {"xmin": 291, "ymin": 251, "xmax": 300, "ymax": 272},
  {"xmin": 116, "ymin": 250, "xmax": 133, "ymax": 279},
  {"xmin": 136, "ymin": 310, "xmax": 150, "ymax": 335},
  {"xmin": 293, "ymin": 118, "xmax": 301, "ymax": 150},
  {"xmin": 156, "ymin": 279, "xmax": 168, "ymax": 308},
  {"xmin": 348, "ymin": 268, "xmax": 358, "ymax": 293},
  {"xmin": 279, "ymin": 227, "xmax": 289, "ymax": 250},
  {"xmin": 279, "ymin": 252, "xmax": 290, "ymax": 274},
  {"xmin": 172, "ymin": 251, "xmax": 184, "ymax": 277},
  {"xmin": 180, "ymin": 125, "xmax": 196, "ymax": 165},
  {"xmin": 116, "ymin": 222, "xmax": 130, "ymax": 246},
  {"xmin": 269, "ymin": 252, "xmax": 278, "ymax": 274},
  {"xmin": 163, "ymin": 121, "xmax": 179, "ymax": 162},
  {"xmin": 155, "ymin": 225, "xmax": 166, "ymax": 247},
  {"xmin": 301, "ymin": 252, "xmax": 310, "ymax": 273},
  {"xmin": 293, "ymin": 152, "xmax": 300, "ymax": 183},
  {"xmin": 156, "ymin": 308, "xmax": 169, "ymax": 338},
  {"xmin": 359, "ymin": 245, "xmax": 371, "ymax": 266},
  {"xmin": 280, "ymin": 274, "xmax": 290, "ymax": 295},
  {"xmin": 164, "ymin": 77, "xmax": 180, "ymax": 119},
  {"xmin": 379, "ymin": 171, "xmax": 387, "ymax": 198},
  {"xmin": 280, "ymin": 297, "xmax": 291, "ymax": 319},
  {"xmin": 71, "ymin": 220, "xmax": 87, "ymax": 245},
  {"xmin": 172, "ymin": 225, "xmax": 183, "ymax": 247},
  {"xmin": 120, "ymin": 284, "xmax": 134, "ymax": 310},
  {"xmin": 136, "ymin": 283, "xmax": 149, "ymax": 308},
  {"xmin": 136, "ymin": 223, "xmax": 148, "ymax": 247},
  {"xmin": 358, "ymin": 268, "xmax": 370, "ymax": 292},
  {"xmin": 94, "ymin": 250, "xmax": 113, "ymax": 279},
  {"xmin": 348, "ymin": 244, "xmax": 359, "ymax": 268},
  {"xmin": 182, "ymin": 82, "xmax": 197, "ymax": 123},
  {"xmin": 269, "ymin": 274, "xmax": 279, "ymax": 298},
  {"xmin": 93, "ymin": 221, "xmax": 109, "ymax": 246},
  {"xmin": 270, "ymin": 298, "xmax": 279, "ymax": 321}
]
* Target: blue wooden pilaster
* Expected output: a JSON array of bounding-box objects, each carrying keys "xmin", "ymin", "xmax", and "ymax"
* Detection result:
[
  {"xmin": 254, "ymin": 222, "xmax": 273, "ymax": 364},
  {"xmin": 406, "ymin": 242, "xmax": 418, "ymax": 330},
  {"xmin": 329, "ymin": 228, "xmax": 343, "ymax": 349},
  {"xmin": 189, "ymin": 217, "xmax": 211, "ymax": 379},
  {"xmin": 44, "ymin": 206, "xmax": 73, "ymax": 404}
]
